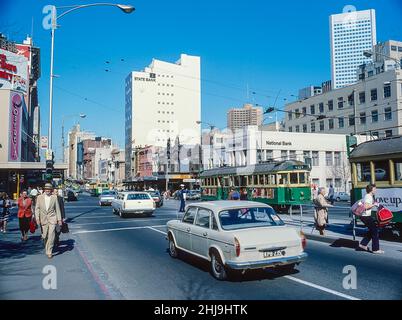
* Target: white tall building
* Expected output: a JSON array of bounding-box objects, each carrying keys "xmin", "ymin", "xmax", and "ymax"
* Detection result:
[
  {"xmin": 125, "ymin": 54, "xmax": 201, "ymax": 179},
  {"xmin": 330, "ymin": 8, "xmax": 377, "ymax": 89}
]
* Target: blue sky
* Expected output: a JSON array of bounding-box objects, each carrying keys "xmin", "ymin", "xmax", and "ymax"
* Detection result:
[{"xmin": 1, "ymin": 0, "xmax": 401, "ymax": 160}]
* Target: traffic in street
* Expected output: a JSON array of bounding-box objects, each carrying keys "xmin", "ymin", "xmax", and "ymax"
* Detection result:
[{"xmin": 1, "ymin": 194, "xmax": 401, "ymax": 300}]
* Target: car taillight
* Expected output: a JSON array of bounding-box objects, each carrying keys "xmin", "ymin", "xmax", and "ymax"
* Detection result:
[
  {"xmin": 300, "ymin": 231, "xmax": 307, "ymax": 250},
  {"xmin": 234, "ymin": 237, "xmax": 241, "ymax": 257},
  {"xmin": 153, "ymin": 201, "xmax": 156, "ymax": 208},
  {"xmin": 123, "ymin": 202, "xmax": 126, "ymax": 210}
]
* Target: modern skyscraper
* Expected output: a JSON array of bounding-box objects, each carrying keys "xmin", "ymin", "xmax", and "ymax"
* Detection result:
[
  {"xmin": 330, "ymin": 9, "xmax": 377, "ymax": 89},
  {"xmin": 227, "ymin": 104, "xmax": 263, "ymax": 132},
  {"xmin": 125, "ymin": 54, "xmax": 201, "ymax": 180}
]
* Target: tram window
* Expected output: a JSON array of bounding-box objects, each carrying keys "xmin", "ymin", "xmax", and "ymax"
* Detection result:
[
  {"xmin": 299, "ymin": 173, "xmax": 306, "ymax": 184},
  {"xmin": 357, "ymin": 162, "xmax": 371, "ymax": 182},
  {"xmin": 289, "ymin": 173, "xmax": 298, "ymax": 184},
  {"xmin": 373, "ymin": 161, "xmax": 390, "ymax": 182},
  {"xmin": 267, "ymin": 174, "xmax": 276, "ymax": 185},
  {"xmin": 395, "ymin": 161, "xmax": 402, "ymax": 182},
  {"xmin": 259, "ymin": 175, "xmax": 265, "ymax": 185},
  {"xmin": 240, "ymin": 176, "xmax": 247, "ymax": 186},
  {"xmin": 278, "ymin": 174, "xmax": 289, "ymax": 185}
]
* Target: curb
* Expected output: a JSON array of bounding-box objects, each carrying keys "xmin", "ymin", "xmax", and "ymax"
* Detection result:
[{"xmin": 305, "ymin": 233, "xmax": 359, "ymax": 245}]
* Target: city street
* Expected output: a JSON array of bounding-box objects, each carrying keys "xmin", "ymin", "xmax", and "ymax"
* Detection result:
[{"xmin": 1, "ymin": 194, "xmax": 401, "ymax": 300}]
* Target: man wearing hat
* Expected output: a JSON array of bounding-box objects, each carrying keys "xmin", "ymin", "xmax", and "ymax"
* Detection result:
[
  {"xmin": 35, "ymin": 183, "xmax": 62, "ymax": 259},
  {"xmin": 178, "ymin": 184, "xmax": 187, "ymax": 213}
]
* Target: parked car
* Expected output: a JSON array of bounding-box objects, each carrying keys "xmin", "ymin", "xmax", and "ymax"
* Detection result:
[
  {"xmin": 333, "ymin": 192, "xmax": 351, "ymax": 202},
  {"xmin": 112, "ymin": 192, "xmax": 156, "ymax": 218},
  {"xmin": 146, "ymin": 191, "xmax": 163, "ymax": 207},
  {"xmin": 166, "ymin": 201, "xmax": 307, "ymax": 280},
  {"xmin": 99, "ymin": 190, "xmax": 117, "ymax": 206},
  {"xmin": 187, "ymin": 190, "xmax": 201, "ymax": 201},
  {"xmin": 64, "ymin": 189, "xmax": 77, "ymax": 202}
]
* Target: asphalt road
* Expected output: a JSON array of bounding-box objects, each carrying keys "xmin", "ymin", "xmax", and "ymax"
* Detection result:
[{"xmin": 1, "ymin": 194, "xmax": 401, "ymax": 300}]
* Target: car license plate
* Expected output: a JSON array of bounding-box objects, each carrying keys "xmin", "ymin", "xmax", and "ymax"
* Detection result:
[{"xmin": 263, "ymin": 250, "xmax": 285, "ymax": 258}]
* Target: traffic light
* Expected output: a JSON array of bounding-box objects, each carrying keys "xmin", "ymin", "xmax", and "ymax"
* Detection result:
[
  {"xmin": 346, "ymin": 135, "xmax": 358, "ymax": 157},
  {"xmin": 45, "ymin": 152, "xmax": 54, "ymax": 181}
]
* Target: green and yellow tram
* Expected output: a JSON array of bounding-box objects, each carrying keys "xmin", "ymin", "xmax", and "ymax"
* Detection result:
[
  {"xmin": 349, "ymin": 135, "xmax": 402, "ymax": 233},
  {"xmin": 200, "ymin": 160, "xmax": 312, "ymax": 213}
]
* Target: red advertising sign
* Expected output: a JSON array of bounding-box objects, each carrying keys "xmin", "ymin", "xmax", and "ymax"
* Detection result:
[{"xmin": 9, "ymin": 92, "xmax": 23, "ymax": 161}]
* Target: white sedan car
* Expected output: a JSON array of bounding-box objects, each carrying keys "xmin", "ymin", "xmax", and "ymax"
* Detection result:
[
  {"xmin": 111, "ymin": 192, "xmax": 156, "ymax": 218},
  {"xmin": 166, "ymin": 201, "xmax": 307, "ymax": 280}
]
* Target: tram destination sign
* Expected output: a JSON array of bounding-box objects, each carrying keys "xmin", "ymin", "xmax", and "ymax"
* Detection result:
[{"xmin": 292, "ymin": 165, "xmax": 310, "ymax": 170}]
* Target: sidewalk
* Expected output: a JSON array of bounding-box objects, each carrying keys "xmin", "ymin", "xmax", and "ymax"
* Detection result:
[
  {"xmin": 279, "ymin": 213, "xmax": 402, "ymax": 254},
  {"xmin": 0, "ymin": 209, "xmax": 109, "ymax": 299}
]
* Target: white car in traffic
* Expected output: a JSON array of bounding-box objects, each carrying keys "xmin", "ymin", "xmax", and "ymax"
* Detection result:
[
  {"xmin": 166, "ymin": 201, "xmax": 307, "ymax": 280},
  {"xmin": 112, "ymin": 192, "xmax": 156, "ymax": 218}
]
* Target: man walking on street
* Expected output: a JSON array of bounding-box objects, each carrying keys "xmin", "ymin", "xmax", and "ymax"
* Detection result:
[
  {"xmin": 178, "ymin": 184, "xmax": 187, "ymax": 213},
  {"xmin": 53, "ymin": 188, "xmax": 65, "ymax": 247},
  {"xmin": 35, "ymin": 183, "xmax": 62, "ymax": 259},
  {"xmin": 328, "ymin": 184, "xmax": 335, "ymax": 205}
]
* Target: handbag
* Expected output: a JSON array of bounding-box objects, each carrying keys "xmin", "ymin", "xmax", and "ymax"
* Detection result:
[
  {"xmin": 376, "ymin": 206, "xmax": 393, "ymax": 227},
  {"xmin": 351, "ymin": 199, "xmax": 366, "ymax": 217},
  {"xmin": 29, "ymin": 219, "xmax": 37, "ymax": 234},
  {"xmin": 61, "ymin": 222, "xmax": 69, "ymax": 234}
]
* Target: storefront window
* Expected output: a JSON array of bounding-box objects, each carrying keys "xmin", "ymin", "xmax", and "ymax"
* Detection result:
[{"xmin": 357, "ymin": 162, "xmax": 371, "ymax": 182}]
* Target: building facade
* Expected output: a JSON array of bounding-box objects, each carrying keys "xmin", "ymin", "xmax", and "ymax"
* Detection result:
[
  {"xmin": 125, "ymin": 54, "xmax": 201, "ymax": 180},
  {"xmin": 284, "ymin": 69, "xmax": 402, "ymax": 138},
  {"xmin": 203, "ymin": 127, "xmax": 369, "ymax": 192},
  {"xmin": 227, "ymin": 104, "xmax": 263, "ymax": 132},
  {"xmin": 330, "ymin": 9, "xmax": 376, "ymax": 89}
]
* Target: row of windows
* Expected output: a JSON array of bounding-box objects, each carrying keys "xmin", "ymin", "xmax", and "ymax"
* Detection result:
[
  {"xmin": 288, "ymin": 85, "xmax": 392, "ymax": 121},
  {"xmin": 289, "ymin": 108, "xmax": 393, "ymax": 132},
  {"xmin": 157, "ymin": 101, "xmax": 175, "ymax": 105},
  {"xmin": 157, "ymin": 110, "xmax": 175, "ymax": 115},
  {"xmin": 390, "ymin": 46, "xmax": 402, "ymax": 52},
  {"xmin": 157, "ymin": 92, "xmax": 175, "ymax": 96},
  {"xmin": 157, "ymin": 120, "xmax": 175, "ymax": 124},
  {"xmin": 355, "ymin": 159, "xmax": 402, "ymax": 183},
  {"xmin": 157, "ymin": 83, "xmax": 174, "ymax": 87}
]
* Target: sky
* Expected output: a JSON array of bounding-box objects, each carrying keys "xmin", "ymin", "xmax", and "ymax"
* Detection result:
[{"xmin": 1, "ymin": 0, "xmax": 402, "ymax": 161}]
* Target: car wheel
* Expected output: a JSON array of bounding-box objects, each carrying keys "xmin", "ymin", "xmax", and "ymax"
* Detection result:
[
  {"xmin": 119, "ymin": 209, "xmax": 125, "ymax": 219},
  {"xmin": 210, "ymin": 251, "xmax": 227, "ymax": 281},
  {"xmin": 336, "ymin": 197, "xmax": 341, "ymax": 202},
  {"xmin": 146, "ymin": 212, "xmax": 153, "ymax": 217},
  {"xmin": 168, "ymin": 235, "xmax": 179, "ymax": 258}
]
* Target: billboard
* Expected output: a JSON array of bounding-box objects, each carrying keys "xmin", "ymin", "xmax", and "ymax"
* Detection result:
[
  {"xmin": 8, "ymin": 91, "xmax": 23, "ymax": 161},
  {"xmin": 0, "ymin": 48, "xmax": 28, "ymax": 93}
]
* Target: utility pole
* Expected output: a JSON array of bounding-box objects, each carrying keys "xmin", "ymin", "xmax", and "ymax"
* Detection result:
[{"xmin": 166, "ymin": 138, "xmax": 171, "ymax": 192}]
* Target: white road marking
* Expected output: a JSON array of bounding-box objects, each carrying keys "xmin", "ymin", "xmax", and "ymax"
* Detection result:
[
  {"xmin": 284, "ymin": 276, "xmax": 360, "ymax": 300},
  {"xmin": 144, "ymin": 227, "xmax": 362, "ymax": 301},
  {"xmin": 72, "ymin": 225, "xmax": 166, "ymax": 235},
  {"xmin": 70, "ymin": 218, "xmax": 171, "ymax": 227}
]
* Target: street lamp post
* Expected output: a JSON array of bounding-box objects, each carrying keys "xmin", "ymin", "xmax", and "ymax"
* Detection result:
[
  {"xmin": 46, "ymin": 3, "xmax": 135, "ymax": 163},
  {"xmin": 61, "ymin": 113, "xmax": 87, "ymax": 163}
]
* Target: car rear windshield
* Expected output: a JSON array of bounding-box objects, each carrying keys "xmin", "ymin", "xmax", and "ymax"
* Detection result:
[
  {"xmin": 126, "ymin": 193, "xmax": 151, "ymax": 200},
  {"xmin": 101, "ymin": 191, "xmax": 115, "ymax": 195},
  {"xmin": 149, "ymin": 192, "xmax": 160, "ymax": 197},
  {"xmin": 219, "ymin": 207, "xmax": 284, "ymax": 231}
]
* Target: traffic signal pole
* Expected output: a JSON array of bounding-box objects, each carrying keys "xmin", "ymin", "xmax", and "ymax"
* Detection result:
[{"xmin": 16, "ymin": 173, "xmax": 20, "ymax": 199}]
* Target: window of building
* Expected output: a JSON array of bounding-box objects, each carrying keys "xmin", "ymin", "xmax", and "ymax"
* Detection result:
[
  {"xmin": 329, "ymin": 119, "xmax": 334, "ymax": 130},
  {"xmin": 335, "ymin": 178, "xmax": 342, "ymax": 188},
  {"xmin": 385, "ymin": 130, "xmax": 393, "ymax": 138},
  {"xmin": 349, "ymin": 114, "xmax": 355, "ymax": 126},
  {"xmin": 384, "ymin": 107, "xmax": 392, "ymax": 121},
  {"xmin": 326, "ymin": 152, "xmax": 333, "ymax": 166},
  {"xmin": 289, "ymin": 150, "xmax": 296, "ymax": 160},
  {"xmin": 310, "ymin": 105, "xmax": 315, "ymax": 115},
  {"xmin": 288, "ymin": 112, "xmax": 292, "ymax": 121},
  {"xmin": 338, "ymin": 118, "xmax": 344, "ymax": 128},
  {"xmin": 359, "ymin": 92, "xmax": 366, "ymax": 104},
  {"xmin": 384, "ymin": 84, "xmax": 391, "ymax": 98},
  {"xmin": 371, "ymin": 110, "xmax": 378, "ymax": 123},
  {"xmin": 311, "ymin": 122, "xmax": 316, "ymax": 133},
  {"xmin": 303, "ymin": 151, "xmax": 311, "ymax": 166},
  {"xmin": 370, "ymin": 88, "xmax": 377, "ymax": 101},
  {"xmin": 266, "ymin": 150, "xmax": 273, "ymax": 160},
  {"xmin": 338, "ymin": 97, "xmax": 344, "ymax": 109},
  {"xmin": 328, "ymin": 100, "xmax": 334, "ymax": 111},
  {"xmin": 372, "ymin": 131, "xmax": 379, "ymax": 138},
  {"xmin": 334, "ymin": 152, "xmax": 341, "ymax": 166},
  {"xmin": 302, "ymin": 107, "xmax": 307, "ymax": 116},
  {"xmin": 288, "ymin": 126, "xmax": 293, "ymax": 132},
  {"xmin": 360, "ymin": 112, "xmax": 366, "ymax": 125},
  {"xmin": 319, "ymin": 103, "xmax": 324, "ymax": 113},
  {"xmin": 303, "ymin": 124, "xmax": 307, "ymax": 133},
  {"xmin": 348, "ymin": 94, "xmax": 354, "ymax": 106},
  {"xmin": 326, "ymin": 179, "xmax": 333, "ymax": 188},
  {"xmin": 295, "ymin": 125, "xmax": 300, "ymax": 133},
  {"xmin": 319, "ymin": 121, "xmax": 324, "ymax": 131},
  {"xmin": 312, "ymin": 151, "xmax": 319, "ymax": 167},
  {"xmin": 295, "ymin": 109, "xmax": 300, "ymax": 119},
  {"xmin": 281, "ymin": 150, "xmax": 288, "ymax": 160}
]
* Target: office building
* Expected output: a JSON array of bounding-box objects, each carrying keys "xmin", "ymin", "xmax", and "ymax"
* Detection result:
[{"xmin": 227, "ymin": 104, "xmax": 263, "ymax": 132}]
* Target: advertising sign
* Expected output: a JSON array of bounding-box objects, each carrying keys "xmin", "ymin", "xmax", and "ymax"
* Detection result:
[
  {"xmin": 8, "ymin": 92, "xmax": 23, "ymax": 161},
  {"xmin": 0, "ymin": 48, "xmax": 28, "ymax": 93},
  {"xmin": 362, "ymin": 188, "xmax": 402, "ymax": 212}
]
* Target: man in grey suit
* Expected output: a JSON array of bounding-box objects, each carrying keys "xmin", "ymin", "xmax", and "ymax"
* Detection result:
[{"xmin": 35, "ymin": 183, "xmax": 62, "ymax": 259}]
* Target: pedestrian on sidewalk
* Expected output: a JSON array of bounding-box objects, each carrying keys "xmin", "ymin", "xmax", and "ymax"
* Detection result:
[
  {"xmin": 53, "ymin": 188, "xmax": 66, "ymax": 247},
  {"xmin": 35, "ymin": 183, "xmax": 62, "ymax": 259},
  {"xmin": 228, "ymin": 188, "xmax": 240, "ymax": 201},
  {"xmin": 328, "ymin": 184, "xmax": 335, "ymax": 205},
  {"xmin": 359, "ymin": 184, "xmax": 383, "ymax": 254},
  {"xmin": 240, "ymin": 188, "xmax": 248, "ymax": 201},
  {"xmin": 0, "ymin": 193, "xmax": 12, "ymax": 233},
  {"xmin": 17, "ymin": 191, "xmax": 33, "ymax": 241},
  {"xmin": 313, "ymin": 187, "xmax": 332, "ymax": 236},
  {"xmin": 178, "ymin": 184, "xmax": 187, "ymax": 213}
]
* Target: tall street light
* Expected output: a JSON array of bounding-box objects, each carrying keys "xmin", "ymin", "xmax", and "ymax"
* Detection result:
[
  {"xmin": 62, "ymin": 113, "xmax": 87, "ymax": 163},
  {"xmin": 46, "ymin": 3, "xmax": 135, "ymax": 162},
  {"xmin": 196, "ymin": 121, "xmax": 216, "ymax": 170}
]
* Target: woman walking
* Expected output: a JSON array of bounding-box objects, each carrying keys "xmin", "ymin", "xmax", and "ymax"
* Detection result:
[
  {"xmin": 359, "ymin": 184, "xmax": 383, "ymax": 254},
  {"xmin": 313, "ymin": 187, "xmax": 332, "ymax": 235},
  {"xmin": 17, "ymin": 190, "xmax": 33, "ymax": 241},
  {"xmin": 0, "ymin": 193, "xmax": 12, "ymax": 233}
]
